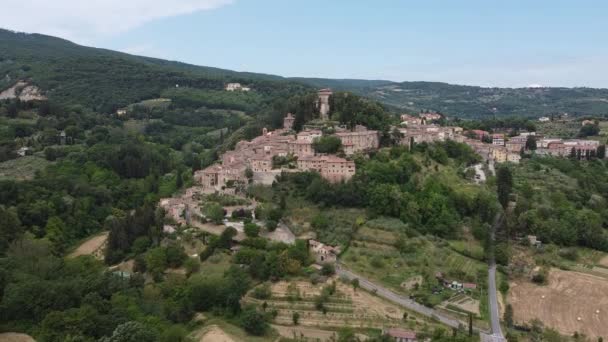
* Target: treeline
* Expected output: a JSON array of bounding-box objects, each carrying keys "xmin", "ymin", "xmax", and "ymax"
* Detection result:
[
  {"xmin": 329, "ymin": 91, "xmax": 394, "ymax": 133},
  {"xmin": 453, "ymin": 117, "xmax": 537, "ymax": 134},
  {"xmin": 510, "ymin": 157, "xmax": 608, "ymax": 251},
  {"xmin": 0, "ymin": 233, "xmax": 255, "ymax": 341},
  {"xmin": 0, "ymin": 133, "xmax": 185, "ymax": 256}
]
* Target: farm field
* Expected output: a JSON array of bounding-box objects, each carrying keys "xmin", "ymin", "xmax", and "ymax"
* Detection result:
[
  {"xmin": 190, "ymin": 319, "xmax": 276, "ymax": 342},
  {"xmin": 509, "ymin": 268, "xmax": 608, "ymax": 338},
  {"xmin": 244, "ymin": 279, "xmax": 439, "ymax": 337},
  {"xmin": 0, "ymin": 155, "xmax": 52, "ymax": 181},
  {"xmin": 68, "ymin": 232, "xmax": 108, "ymax": 259},
  {"xmin": 341, "ymin": 220, "xmax": 487, "ymax": 309}
]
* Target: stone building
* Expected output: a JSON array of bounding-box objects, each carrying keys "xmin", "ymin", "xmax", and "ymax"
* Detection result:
[
  {"xmin": 335, "ymin": 125, "xmax": 379, "ymax": 155},
  {"xmin": 283, "ymin": 112, "xmax": 295, "ymax": 130},
  {"xmin": 317, "ymin": 88, "xmax": 332, "ymax": 120}
]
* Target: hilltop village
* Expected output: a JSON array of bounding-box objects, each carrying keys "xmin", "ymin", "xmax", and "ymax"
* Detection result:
[
  {"xmin": 195, "ymin": 89, "xmax": 379, "ymax": 193},
  {"xmin": 192, "ymin": 89, "xmax": 603, "ymax": 195}
]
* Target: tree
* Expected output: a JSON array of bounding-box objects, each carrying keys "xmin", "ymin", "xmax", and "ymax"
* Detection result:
[
  {"xmin": 321, "ymin": 263, "xmax": 335, "ymax": 276},
  {"xmin": 184, "ymin": 257, "xmax": 200, "ymax": 277},
  {"xmin": 145, "ymin": 247, "xmax": 167, "ymax": 280},
  {"xmin": 44, "ymin": 216, "xmax": 67, "ymax": 254},
  {"xmin": 525, "ymin": 135, "xmax": 537, "ymax": 150},
  {"xmin": 312, "ymin": 135, "xmax": 342, "ymax": 154},
  {"xmin": 175, "ymin": 169, "xmax": 183, "ymax": 188},
  {"xmin": 100, "ymin": 321, "xmax": 157, "ymax": 342},
  {"xmin": 165, "ymin": 243, "xmax": 187, "ymax": 267},
  {"xmin": 505, "ymin": 304, "xmax": 514, "ymax": 328},
  {"xmin": 496, "ymin": 165, "xmax": 513, "ymax": 209},
  {"xmin": 351, "ymin": 278, "xmax": 359, "ymax": 291},
  {"xmin": 598, "ymin": 145, "xmax": 606, "ymax": 159},
  {"xmin": 292, "ymin": 311, "xmax": 300, "ymax": 325},
  {"xmin": 265, "ymin": 220, "xmax": 278, "ymax": 232},
  {"xmin": 205, "ymin": 203, "xmax": 225, "ymax": 224},
  {"xmin": 240, "ymin": 306, "xmax": 268, "ymax": 336},
  {"xmin": 578, "ymin": 123, "xmax": 600, "ymax": 138},
  {"xmin": 244, "ymin": 222, "xmax": 261, "ymax": 238},
  {"xmin": 245, "ymin": 167, "xmax": 254, "ymax": 182},
  {"xmin": 0, "ymin": 206, "xmax": 22, "ymax": 255}
]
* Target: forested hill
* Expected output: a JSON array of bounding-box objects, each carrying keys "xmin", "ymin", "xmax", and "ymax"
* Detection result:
[
  {"xmin": 0, "ymin": 29, "xmax": 305, "ymax": 113},
  {"xmin": 291, "ymin": 78, "xmax": 608, "ymax": 119},
  {"xmin": 3, "ymin": 28, "xmax": 608, "ymax": 118}
]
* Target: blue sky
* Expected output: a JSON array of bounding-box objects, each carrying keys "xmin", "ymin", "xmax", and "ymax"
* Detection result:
[{"xmin": 3, "ymin": 0, "xmax": 608, "ymax": 87}]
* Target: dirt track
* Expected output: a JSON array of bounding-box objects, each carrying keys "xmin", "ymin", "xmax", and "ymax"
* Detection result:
[
  {"xmin": 193, "ymin": 325, "xmax": 236, "ymax": 342},
  {"xmin": 68, "ymin": 232, "xmax": 108, "ymax": 259},
  {"xmin": 509, "ymin": 268, "xmax": 608, "ymax": 338}
]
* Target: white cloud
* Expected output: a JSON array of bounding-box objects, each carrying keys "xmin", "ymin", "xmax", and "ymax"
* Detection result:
[{"xmin": 0, "ymin": 0, "xmax": 233, "ymax": 43}]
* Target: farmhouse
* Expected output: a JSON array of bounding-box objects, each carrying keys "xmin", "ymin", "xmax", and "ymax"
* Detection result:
[
  {"xmin": 309, "ymin": 239, "xmax": 341, "ymax": 263},
  {"xmin": 225, "ymin": 83, "xmax": 250, "ymax": 91}
]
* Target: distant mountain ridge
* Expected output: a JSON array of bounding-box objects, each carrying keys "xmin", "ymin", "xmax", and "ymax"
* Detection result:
[{"xmin": 2, "ymin": 28, "xmax": 608, "ymax": 118}]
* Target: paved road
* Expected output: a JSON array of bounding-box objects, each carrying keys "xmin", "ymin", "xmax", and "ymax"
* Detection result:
[
  {"xmin": 486, "ymin": 214, "xmax": 506, "ymax": 342},
  {"xmin": 336, "ymin": 265, "xmax": 481, "ymax": 331}
]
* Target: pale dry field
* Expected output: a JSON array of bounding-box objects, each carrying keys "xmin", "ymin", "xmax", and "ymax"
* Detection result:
[
  {"xmin": 193, "ymin": 325, "xmax": 236, "ymax": 342},
  {"xmin": 597, "ymin": 255, "xmax": 608, "ymax": 268},
  {"xmin": 0, "ymin": 333, "xmax": 36, "ymax": 342},
  {"xmin": 509, "ymin": 268, "xmax": 608, "ymax": 338},
  {"xmin": 68, "ymin": 232, "xmax": 108, "ymax": 259}
]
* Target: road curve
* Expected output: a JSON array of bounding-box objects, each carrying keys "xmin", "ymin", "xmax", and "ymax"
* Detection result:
[{"xmin": 336, "ymin": 264, "xmax": 482, "ymax": 331}]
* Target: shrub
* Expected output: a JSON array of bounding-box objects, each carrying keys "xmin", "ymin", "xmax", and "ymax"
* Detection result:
[
  {"xmin": 252, "ymin": 283, "xmax": 272, "ymax": 300},
  {"xmin": 184, "ymin": 258, "xmax": 200, "ymax": 277},
  {"xmin": 321, "ymin": 263, "xmax": 335, "ymax": 276},
  {"xmin": 244, "ymin": 222, "xmax": 261, "ymax": 238},
  {"xmin": 240, "ymin": 306, "xmax": 268, "ymax": 336},
  {"xmin": 266, "ymin": 220, "xmax": 278, "ymax": 232},
  {"xmin": 370, "ymin": 256, "xmax": 385, "ymax": 268}
]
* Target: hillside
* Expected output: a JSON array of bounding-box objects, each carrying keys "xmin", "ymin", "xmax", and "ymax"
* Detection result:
[
  {"xmin": 0, "ymin": 29, "xmax": 305, "ymax": 113},
  {"xmin": 292, "ymin": 78, "xmax": 608, "ymax": 119},
  {"xmin": 3, "ymin": 28, "xmax": 608, "ymax": 119}
]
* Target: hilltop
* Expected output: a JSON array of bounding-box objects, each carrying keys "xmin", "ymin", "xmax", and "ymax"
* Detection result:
[{"xmin": 2, "ymin": 28, "xmax": 608, "ymax": 118}]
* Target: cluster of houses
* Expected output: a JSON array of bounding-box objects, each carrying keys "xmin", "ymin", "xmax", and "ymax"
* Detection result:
[
  {"xmin": 195, "ymin": 89, "xmax": 379, "ymax": 194},
  {"xmin": 397, "ymin": 114, "xmax": 603, "ymax": 163}
]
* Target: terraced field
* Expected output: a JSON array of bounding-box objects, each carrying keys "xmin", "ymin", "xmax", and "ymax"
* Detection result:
[{"xmin": 244, "ymin": 279, "xmax": 438, "ymax": 336}]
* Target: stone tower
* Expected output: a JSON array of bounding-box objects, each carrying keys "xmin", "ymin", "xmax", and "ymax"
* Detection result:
[
  {"xmin": 283, "ymin": 112, "xmax": 295, "ymax": 130},
  {"xmin": 317, "ymin": 88, "xmax": 333, "ymax": 120}
]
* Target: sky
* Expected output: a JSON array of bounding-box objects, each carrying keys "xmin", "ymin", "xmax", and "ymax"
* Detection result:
[{"xmin": 2, "ymin": 0, "xmax": 608, "ymax": 88}]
